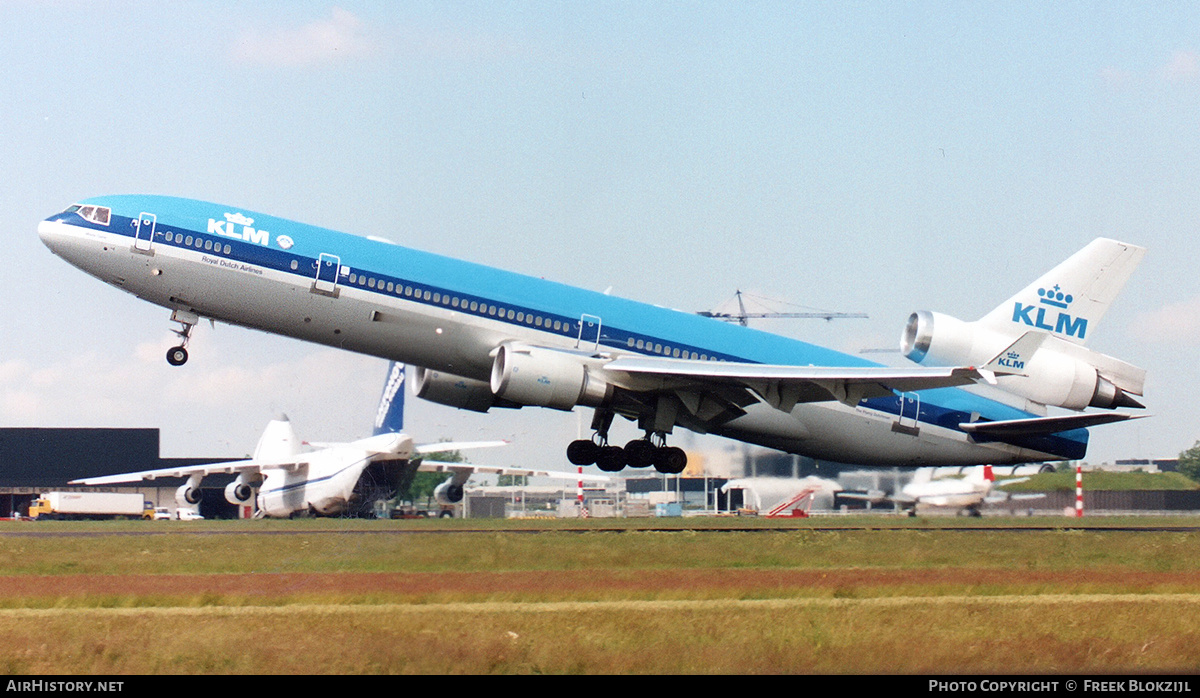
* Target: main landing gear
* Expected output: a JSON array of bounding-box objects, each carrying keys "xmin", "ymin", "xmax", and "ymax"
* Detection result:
[
  {"xmin": 166, "ymin": 310, "xmax": 199, "ymax": 366},
  {"xmin": 567, "ymin": 429, "xmax": 687, "ymax": 475}
]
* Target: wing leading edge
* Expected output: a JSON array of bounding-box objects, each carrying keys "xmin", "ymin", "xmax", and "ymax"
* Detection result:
[{"xmin": 603, "ymin": 356, "xmax": 987, "ymax": 411}]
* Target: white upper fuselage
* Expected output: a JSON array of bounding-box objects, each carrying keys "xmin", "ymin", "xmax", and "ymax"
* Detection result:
[{"xmin": 38, "ymin": 195, "xmax": 1090, "ymax": 467}]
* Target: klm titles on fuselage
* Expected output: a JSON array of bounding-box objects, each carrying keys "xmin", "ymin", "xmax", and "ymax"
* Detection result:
[
  {"xmin": 1011, "ymin": 285, "xmax": 1087, "ymax": 339},
  {"xmin": 208, "ymin": 213, "xmax": 269, "ymax": 247}
]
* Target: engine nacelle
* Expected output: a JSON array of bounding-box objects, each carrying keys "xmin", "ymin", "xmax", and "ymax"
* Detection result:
[
  {"xmin": 175, "ymin": 483, "xmax": 201, "ymax": 507},
  {"xmin": 412, "ymin": 367, "xmax": 498, "ymax": 413},
  {"xmin": 902, "ymin": 310, "xmax": 1144, "ymax": 410},
  {"xmin": 490, "ymin": 343, "xmax": 611, "ymax": 411},
  {"xmin": 434, "ymin": 480, "xmax": 464, "ymax": 506},
  {"xmin": 224, "ymin": 480, "xmax": 255, "ymax": 505}
]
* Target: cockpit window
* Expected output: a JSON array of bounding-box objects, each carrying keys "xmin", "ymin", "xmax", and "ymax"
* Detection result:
[{"xmin": 68, "ymin": 204, "xmax": 111, "ymax": 226}]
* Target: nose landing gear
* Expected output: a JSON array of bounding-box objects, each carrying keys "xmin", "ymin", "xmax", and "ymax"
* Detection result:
[
  {"xmin": 166, "ymin": 309, "xmax": 199, "ymax": 366},
  {"xmin": 166, "ymin": 345, "xmax": 189, "ymax": 366}
]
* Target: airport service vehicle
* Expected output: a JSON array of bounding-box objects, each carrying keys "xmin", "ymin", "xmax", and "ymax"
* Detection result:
[
  {"xmin": 73, "ymin": 364, "xmax": 607, "ymax": 518},
  {"xmin": 152, "ymin": 507, "xmax": 171, "ymax": 520},
  {"xmin": 40, "ymin": 196, "xmax": 1147, "ymax": 472},
  {"xmin": 29, "ymin": 492, "xmax": 153, "ymax": 520},
  {"xmin": 174, "ymin": 508, "xmax": 204, "ymax": 521}
]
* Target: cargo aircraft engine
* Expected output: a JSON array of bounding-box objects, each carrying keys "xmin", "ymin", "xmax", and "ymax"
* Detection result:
[
  {"xmin": 224, "ymin": 478, "xmax": 255, "ymax": 505},
  {"xmin": 433, "ymin": 480, "xmax": 464, "ymax": 506},
  {"xmin": 175, "ymin": 482, "xmax": 201, "ymax": 508}
]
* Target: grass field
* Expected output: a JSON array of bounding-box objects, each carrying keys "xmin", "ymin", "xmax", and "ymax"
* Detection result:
[{"xmin": 1, "ymin": 516, "xmax": 1199, "ymax": 674}]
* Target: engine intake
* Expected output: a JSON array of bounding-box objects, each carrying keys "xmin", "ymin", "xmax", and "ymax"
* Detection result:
[
  {"xmin": 434, "ymin": 480, "xmax": 464, "ymax": 506},
  {"xmin": 490, "ymin": 343, "xmax": 610, "ymax": 411},
  {"xmin": 176, "ymin": 483, "xmax": 201, "ymax": 507},
  {"xmin": 224, "ymin": 480, "xmax": 254, "ymax": 505}
]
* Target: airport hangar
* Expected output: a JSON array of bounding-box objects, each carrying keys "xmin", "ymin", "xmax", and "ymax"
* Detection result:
[{"xmin": 0, "ymin": 427, "xmax": 237, "ymax": 519}]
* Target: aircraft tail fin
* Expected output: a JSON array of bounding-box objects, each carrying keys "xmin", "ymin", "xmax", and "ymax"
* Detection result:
[
  {"xmin": 979, "ymin": 238, "xmax": 1146, "ymax": 345},
  {"xmin": 253, "ymin": 415, "xmax": 302, "ymax": 461},
  {"xmin": 373, "ymin": 362, "xmax": 407, "ymax": 436}
]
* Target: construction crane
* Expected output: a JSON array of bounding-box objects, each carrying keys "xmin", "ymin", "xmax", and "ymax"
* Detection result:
[{"xmin": 698, "ymin": 290, "xmax": 868, "ymax": 326}]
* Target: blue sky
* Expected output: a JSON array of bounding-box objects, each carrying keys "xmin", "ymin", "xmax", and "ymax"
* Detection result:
[{"xmin": 3, "ymin": 2, "xmax": 1197, "ymax": 468}]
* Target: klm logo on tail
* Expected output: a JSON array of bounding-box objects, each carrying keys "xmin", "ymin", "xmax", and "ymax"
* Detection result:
[
  {"xmin": 996, "ymin": 351, "xmax": 1026, "ymax": 371},
  {"xmin": 1012, "ymin": 284, "xmax": 1087, "ymax": 339}
]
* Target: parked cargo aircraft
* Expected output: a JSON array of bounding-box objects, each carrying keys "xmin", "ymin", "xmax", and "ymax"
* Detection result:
[
  {"xmin": 40, "ymin": 196, "xmax": 1147, "ymax": 473},
  {"xmin": 842, "ymin": 464, "xmax": 1044, "ymax": 517},
  {"xmin": 71, "ymin": 363, "xmax": 606, "ymax": 517}
]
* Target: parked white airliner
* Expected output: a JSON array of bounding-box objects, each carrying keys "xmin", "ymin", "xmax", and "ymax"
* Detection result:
[
  {"xmin": 40, "ymin": 196, "xmax": 1147, "ymax": 473},
  {"xmin": 72, "ymin": 363, "xmax": 607, "ymax": 517},
  {"xmin": 843, "ymin": 464, "xmax": 1045, "ymax": 517}
]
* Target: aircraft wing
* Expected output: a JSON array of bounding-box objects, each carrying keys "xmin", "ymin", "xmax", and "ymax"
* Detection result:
[
  {"xmin": 838, "ymin": 490, "xmax": 916, "ymax": 505},
  {"xmin": 414, "ymin": 441, "xmax": 509, "ymax": 455},
  {"xmin": 417, "ymin": 460, "xmax": 610, "ymax": 482},
  {"xmin": 304, "ymin": 439, "xmax": 508, "ymax": 453},
  {"xmin": 70, "ymin": 434, "xmax": 515, "ymax": 487},
  {"xmin": 602, "ymin": 356, "xmax": 986, "ymax": 410},
  {"xmin": 70, "ymin": 459, "xmax": 264, "ymax": 485}
]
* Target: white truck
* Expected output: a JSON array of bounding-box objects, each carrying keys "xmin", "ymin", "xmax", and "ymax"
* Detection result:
[{"xmin": 28, "ymin": 492, "xmax": 153, "ymax": 520}]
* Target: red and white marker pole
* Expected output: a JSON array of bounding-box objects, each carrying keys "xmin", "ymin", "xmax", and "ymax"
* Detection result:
[
  {"xmin": 1075, "ymin": 464, "xmax": 1084, "ymax": 518},
  {"xmin": 578, "ymin": 465, "xmax": 587, "ymax": 518}
]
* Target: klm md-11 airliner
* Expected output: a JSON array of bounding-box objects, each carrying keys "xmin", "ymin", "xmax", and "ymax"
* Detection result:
[{"xmin": 39, "ymin": 195, "xmax": 1147, "ymax": 473}]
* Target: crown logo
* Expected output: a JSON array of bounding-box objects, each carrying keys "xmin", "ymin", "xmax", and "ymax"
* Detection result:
[{"xmin": 1037, "ymin": 284, "xmax": 1073, "ymax": 309}]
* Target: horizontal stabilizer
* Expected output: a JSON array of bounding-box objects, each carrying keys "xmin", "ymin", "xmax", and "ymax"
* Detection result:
[{"xmin": 960, "ymin": 412, "xmax": 1146, "ymax": 437}]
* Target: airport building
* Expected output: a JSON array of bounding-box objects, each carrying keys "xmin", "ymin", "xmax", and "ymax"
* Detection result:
[
  {"xmin": 0, "ymin": 427, "xmax": 234, "ymax": 519},
  {"xmin": 1, "ymin": 427, "xmax": 1196, "ymax": 519}
]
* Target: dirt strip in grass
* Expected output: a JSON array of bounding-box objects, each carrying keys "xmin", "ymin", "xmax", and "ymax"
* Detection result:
[
  {"xmin": 0, "ymin": 567, "xmax": 1197, "ymax": 605},
  {"xmin": 2, "ymin": 593, "xmax": 1200, "ymax": 615}
]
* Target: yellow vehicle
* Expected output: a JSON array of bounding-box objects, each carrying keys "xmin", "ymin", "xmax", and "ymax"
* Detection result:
[{"xmin": 29, "ymin": 492, "xmax": 153, "ymax": 520}]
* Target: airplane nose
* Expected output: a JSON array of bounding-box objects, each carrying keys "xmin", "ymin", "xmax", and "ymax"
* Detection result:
[{"xmin": 37, "ymin": 219, "xmax": 63, "ymax": 252}]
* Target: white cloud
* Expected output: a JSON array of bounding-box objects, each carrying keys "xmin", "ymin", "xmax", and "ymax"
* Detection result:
[
  {"xmin": 231, "ymin": 7, "xmax": 376, "ymax": 67},
  {"xmin": 1162, "ymin": 50, "xmax": 1200, "ymax": 83},
  {"xmin": 1100, "ymin": 50, "xmax": 1200, "ymax": 88},
  {"xmin": 1131, "ymin": 295, "xmax": 1200, "ymax": 345}
]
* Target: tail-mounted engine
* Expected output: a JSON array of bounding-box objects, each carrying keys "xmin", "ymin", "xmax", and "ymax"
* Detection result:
[{"xmin": 902, "ymin": 310, "xmax": 1144, "ymax": 410}]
